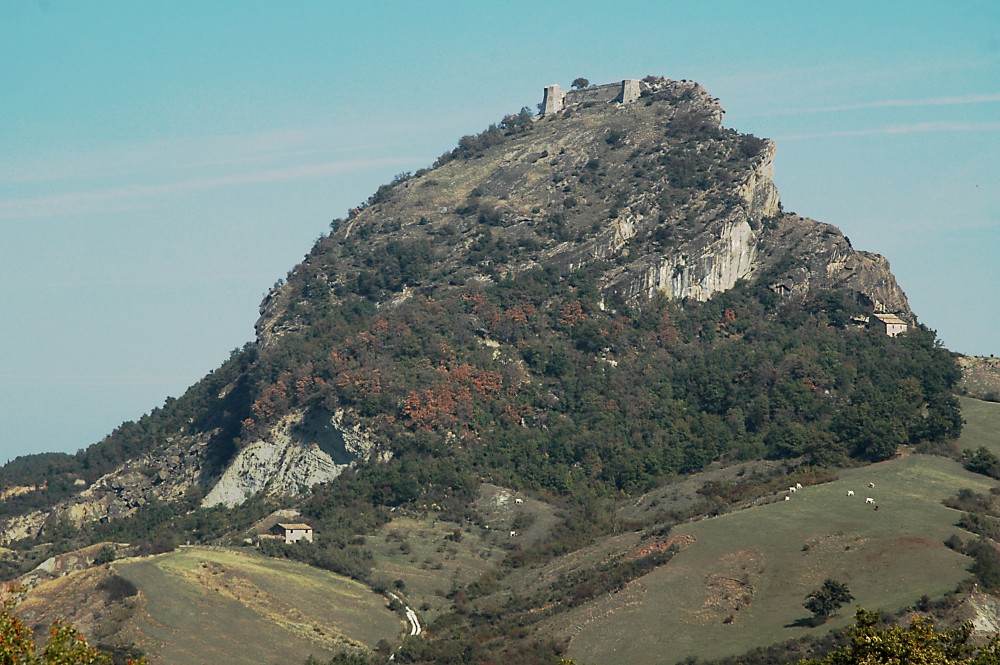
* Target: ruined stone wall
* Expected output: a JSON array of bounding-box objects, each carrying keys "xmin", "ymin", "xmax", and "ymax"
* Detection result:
[
  {"xmin": 542, "ymin": 79, "xmax": 641, "ymax": 116},
  {"xmin": 563, "ymin": 82, "xmax": 624, "ymax": 106}
]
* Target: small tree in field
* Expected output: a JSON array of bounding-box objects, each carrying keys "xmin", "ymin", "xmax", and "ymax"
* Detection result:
[
  {"xmin": 571, "ymin": 77, "xmax": 590, "ymax": 89},
  {"xmin": 804, "ymin": 578, "xmax": 854, "ymax": 625}
]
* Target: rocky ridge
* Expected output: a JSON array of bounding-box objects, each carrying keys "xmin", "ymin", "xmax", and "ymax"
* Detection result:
[
  {"xmin": 202, "ymin": 408, "xmax": 379, "ymax": 508},
  {"xmin": 958, "ymin": 356, "xmax": 1000, "ymax": 401},
  {"xmin": 256, "ymin": 77, "xmax": 908, "ymax": 348}
]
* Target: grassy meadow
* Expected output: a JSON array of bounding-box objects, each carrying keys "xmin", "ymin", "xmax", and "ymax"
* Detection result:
[
  {"xmin": 560, "ymin": 454, "xmax": 994, "ymax": 664},
  {"xmin": 115, "ymin": 546, "xmax": 401, "ymax": 665},
  {"xmin": 958, "ymin": 396, "xmax": 1000, "ymax": 456}
]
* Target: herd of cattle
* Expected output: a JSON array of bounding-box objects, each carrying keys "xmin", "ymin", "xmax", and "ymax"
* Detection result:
[{"xmin": 783, "ymin": 481, "xmax": 879, "ymax": 508}]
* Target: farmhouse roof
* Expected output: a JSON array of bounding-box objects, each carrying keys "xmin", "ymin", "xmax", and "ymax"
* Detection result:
[
  {"xmin": 276, "ymin": 522, "xmax": 313, "ymax": 530},
  {"xmin": 872, "ymin": 313, "xmax": 907, "ymax": 325}
]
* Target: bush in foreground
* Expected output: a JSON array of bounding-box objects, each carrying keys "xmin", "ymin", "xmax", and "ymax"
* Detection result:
[
  {"xmin": 0, "ymin": 595, "xmax": 145, "ymax": 665},
  {"xmin": 801, "ymin": 608, "xmax": 1000, "ymax": 665}
]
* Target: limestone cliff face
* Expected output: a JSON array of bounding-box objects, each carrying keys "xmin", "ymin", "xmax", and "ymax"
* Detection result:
[
  {"xmin": 633, "ymin": 217, "xmax": 757, "ymax": 300},
  {"xmin": 202, "ymin": 438, "xmax": 342, "ymax": 508},
  {"xmin": 202, "ymin": 408, "xmax": 378, "ymax": 508},
  {"xmin": 1, "ymin": 511, "xmax": 47, "ymax": 544},
  {"xmin": 757, "ymin": 214, "xmax": 910, "ymax": 313}
]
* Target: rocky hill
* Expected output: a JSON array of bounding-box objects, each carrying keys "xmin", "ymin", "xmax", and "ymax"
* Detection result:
[
  {"xmin": 1, "ymin": 76, "xmax": 956, "ymax": 579},
  {"xmin": 0, "ymin": 77, "xmax": 940, "ymax": 538},
  {"xmin": 0, "ymin": 75, "xmax": 974, "ymax": 665}
]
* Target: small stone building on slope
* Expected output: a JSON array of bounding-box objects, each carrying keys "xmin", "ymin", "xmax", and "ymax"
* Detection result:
[
  {"xmin": 269, "ymin": 522, "xmax": 314, "ymax": 544},
  {"xmin": 871, "ymin": 313, "xmax": 908, "ymax": 337}
]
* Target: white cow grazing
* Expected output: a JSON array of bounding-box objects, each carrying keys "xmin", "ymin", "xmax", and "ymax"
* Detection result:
[
  {"xmin": 509, "ymin": 530, "xmax": 518, "ymax": 537},
  {"xmin": 795, "ymin": 483, "xmax": 803, "ymax": 490},
  {"xmin": 784, "ymin": 496, "xmax": 791, "ymax": 501},
  {"xmin": 847, "ymin": 490, "xmax": 855, "ymax": 497},
  {"xmin": 865, "ymin": 497, "xmax": 875, "ymax": 504},
  {"xmin": 789, "ymin": 486, "xmax": 797, "ymax": 493},
  {"xmin": 868, "ymin": 482, "xmax": 876, "ymax": 488},
  {"xmin": 514, "ymin": 498, "xmax": 524, "ymax": 504}
]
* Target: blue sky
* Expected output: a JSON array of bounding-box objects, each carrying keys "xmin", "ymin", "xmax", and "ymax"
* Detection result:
[{"xmin": 2, "ymin": 1, "xmax": 998, "ymax": 460}]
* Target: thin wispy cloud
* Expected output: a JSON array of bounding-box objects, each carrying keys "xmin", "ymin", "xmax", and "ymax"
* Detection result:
[
  {"xmin": 806, "ymin": 92, "xmax": 1000, "ymax": 113},
  {"xmin": 0, "ymin": 373, "xmax": 199, "ymax": 387},
  {"xmin": 0, "ymin": 129, "xmax": 317, "ymax": 185},
  {"xmin": 714, "ymin": 57, "xmax": 994, "ymax": 96},
  {"xmin": 777, "ymin": 120, "xmax": 1000, "ymax": 141},
  {"xmin": 0, "ymin": 127, "xmax": 402, "ymax": 185},
  {"xmin": 0, "ymin": 157, "xmax": 418, "ymax": 220}
]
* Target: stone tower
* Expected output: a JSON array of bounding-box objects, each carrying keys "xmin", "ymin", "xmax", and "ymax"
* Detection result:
[{"xmin": 542, "ymin": 84, "xmax": 564, "ymax": 115}]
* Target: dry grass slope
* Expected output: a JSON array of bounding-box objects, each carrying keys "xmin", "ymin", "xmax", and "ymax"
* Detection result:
[
  {"xmin": 560, "ymin": 454, "xmax": 995, "ymax": 664},
  {"xmin": 958, "ymin": 396, "xmax": 1000, "ymax": 457},
  {"xmin": 114, "ymin": 547, "xmax": 401, "ymax": 665}
]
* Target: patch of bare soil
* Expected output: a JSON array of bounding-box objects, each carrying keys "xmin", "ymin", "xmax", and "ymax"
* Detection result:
[
  {"xmin": 9, "ymin": 565, "xmax": 137, "ymax": 641},
  {"xmin": 628, "ymin": 533, "xmax": 695, "ymax": 560},
  {"xmin": 801, "ymin": 532, "xmax": 867, "ymax": 556},
  {"xmin": 691, "ymin": 548, "xmax": 764, "ymax": 625},
  {"xmin": 965, "ymin": 592, "xmax": 1000, "ymax": 638},
  {"xmin": 471, "ymin": 483, "xmax": 558, "ymax": 546}
]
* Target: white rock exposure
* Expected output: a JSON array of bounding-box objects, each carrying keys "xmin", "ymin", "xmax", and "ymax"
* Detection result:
[
  {"xmin": 642, "ymin": 218, "xmax": 757, "ymax": 301},
  {"xmin": 202, "ymin": 409, "xmax": 373, "ymax": 508},
  {"xmin": 202, "ymin": 438, "xmax": 345, "ymax": 508}
]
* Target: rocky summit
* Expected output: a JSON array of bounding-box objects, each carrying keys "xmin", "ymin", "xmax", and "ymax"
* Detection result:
[{"xmin": 258, "ymin": 76, "xmax": 907, "ymax": 344}]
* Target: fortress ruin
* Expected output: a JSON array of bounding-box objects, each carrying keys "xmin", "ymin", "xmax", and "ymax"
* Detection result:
[{"xmin": 542, "ymin": 79, "xmax": 641, "ymax": 116}]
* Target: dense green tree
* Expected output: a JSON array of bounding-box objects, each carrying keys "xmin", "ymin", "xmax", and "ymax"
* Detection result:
[
  {"xmin": 965, "ymin": 447, "xmax": 1000, "ymax": 479},
  {"xmin": 804, "ymin": 579, "xmax": 854, "ymax": 624},
  {"xmin": 968, "ymin": 538, "xmax": 1000, "ymax": 590}
]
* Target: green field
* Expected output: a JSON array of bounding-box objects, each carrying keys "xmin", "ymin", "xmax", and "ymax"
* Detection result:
[
  {"xmin": 116, "ymin": 547, "xmax": 402, "ymax": 665},
  {"xmin": 559, "ymin": 454, "xmax": 994, "ymax": 664},
  {"xmin": 958, "ymin": 396, "xmax": 1000, "ymax": 456}
]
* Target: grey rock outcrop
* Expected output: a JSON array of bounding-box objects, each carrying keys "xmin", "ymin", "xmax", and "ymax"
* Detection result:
[
  {"xmin": 0, "ymin": 403, "xmax": 382, "ymax": 543},
  {"xmin": 203, "ymin": 408, "xmax": 377, "ymax": 508},
  {"xmin": 1, "ymin": 432, "xmax": 215, "ymax": 544}
]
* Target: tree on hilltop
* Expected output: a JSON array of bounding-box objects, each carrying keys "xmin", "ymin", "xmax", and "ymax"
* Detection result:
[{"xmin": 571, "ymin": 77, "xmax": 590, "ymax": 89}]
